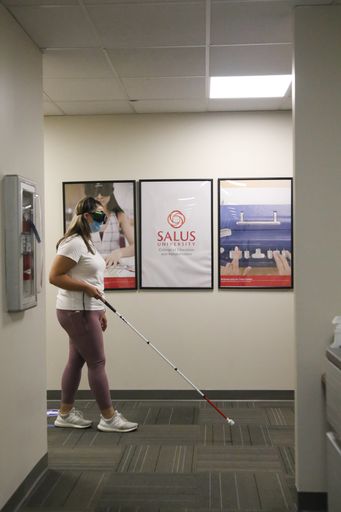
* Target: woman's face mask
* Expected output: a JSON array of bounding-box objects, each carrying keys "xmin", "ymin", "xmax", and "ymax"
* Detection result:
[
  {"xmin": 89, "ymin": 220, "xmax": 102, "ymax": 233},
  {"xmin": 89, "ymin": 210, "xmax": 107, "ymax": 233}
]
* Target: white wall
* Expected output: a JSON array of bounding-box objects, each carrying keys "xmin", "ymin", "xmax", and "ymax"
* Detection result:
[
  {"xmin": 0, "ymin": 6, "xmax": 46, "ymax": 509},
  {"xmin": 294, "ymin": 6, "xmax": 341, "ymax": 494},
  {"xmin": 44, "ymin": 111, "xmax": 294, "ymax": 392}
]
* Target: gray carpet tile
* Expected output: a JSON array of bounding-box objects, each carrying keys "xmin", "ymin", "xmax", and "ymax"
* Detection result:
[
  {"xmin": 18, "ymin": 399, "xmax": 296, "ymax": 511},
  {"xmin": 285, "ymin": 477, "xmax": 298, "ymax": 510},
  {"xmin": 117, "ymin": 444, "xmax": 195, "ymax": 473},
  {"xmin": 193, "ymin": 446, "xmax": 284, "ymax": 473},
  {"xmin": 266, "ymin": 426, "xmax": 295, "ymax": 447},
  {"xmin": 198, "ymin": 408, "xmax": 269, "ymax": 425},
  {"xmin": 210, "ymin": 471, "xmax": 292, "ymax": 511},
  {"xmin": 74, "ymin": 430, "xmax": 122, "ymax": 448},
  {"xmin": 48, "ymin": 446, "xmax": 124, "ymax": 471},
  {"xmin": 278, "ymin": 447, "xmax": 295, "ymax": 476},
  {"xmin": 21, "ymin": 470, "xmax": 111, "ymax": 511},
  {"xmin": 266, "ymin": 407, "xmax": 295, "ymax": 426},
  {"xmin": 229, "ymin": 424, "xmax": 272, "ymax": 446},
  {"xmin": 94, "ymin": 509, "xmax": 296, "ymax": 512},
  {"xmin": 117, "ymin": 425, "xmax": 204, "ymax": 446},
  {"xmin": 96, "ymin": 473, "xmax": 210, "ymax": 510},
  {"xmin": 96, "ymin": 471, "xmax": 293, "ymax": 511}
]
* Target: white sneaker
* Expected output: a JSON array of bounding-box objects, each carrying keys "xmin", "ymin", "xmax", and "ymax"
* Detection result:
[
  {"xmin": 97, "ymin": 411, "xmax": 138, "ymax": 432},
  {"xmin": 54, "ymin": 408, "xmax": 92, "ymax": 429}
]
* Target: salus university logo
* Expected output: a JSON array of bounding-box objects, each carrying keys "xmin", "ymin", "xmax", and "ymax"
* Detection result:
[
  {"xmin": 167, "ymin": 210, "xmax": 186, "ymax": 229},
  {"xmin": 157, "ymin": 209, "xmax": 196, "ymax": 246}
]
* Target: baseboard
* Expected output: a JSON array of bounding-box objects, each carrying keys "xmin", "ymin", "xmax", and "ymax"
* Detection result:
[
  {"xmin": 297, "ymin": 491, "xmax": 328, "ymax": 511},
  {"xmin": 47, "ymin": 389, "xmax": 294, "ymax": 401},
  {"xmin": 1, "ymin": 453, "xmax": 48, "ymax": 512}
]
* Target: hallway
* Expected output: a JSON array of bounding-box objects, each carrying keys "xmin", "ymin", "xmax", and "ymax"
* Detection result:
[{"xmin": 19, "ymin": 399, "xmax": 296, "ymax": 511}]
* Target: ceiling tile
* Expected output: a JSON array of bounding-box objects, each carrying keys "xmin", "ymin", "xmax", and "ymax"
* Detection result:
[
  {"xmin": 86, "ymin": 2, "xmax": 206, "ymax": 47},
  {"xmin": 210, "ymin": 43, "xmax": 292, "ymax": 76},
  {"xmin": 43, "ymin": 49, "xmax": 113, "ymax": 78},
  {"xmin": 279, "ymin": 94, "xmax": 292, "ymax": 110},
  {"xmin": 43, "ymin": 101, "xmax": 64, "ymax": 116},
  {"xmin": 43, "ymin": 78, "xmax": 127, "ymax": 101},
  {"xmin": 107, "ymin": 47, "xmax": 206, "ymax": 78},
  {"xmin": 121, "ymin": 77, "xmax": 206, "ymax": 100},
  {"xmin": 133, "ymin": 99, "xmax": 207, "ymax": 114},
  {"xmin": 9, "ymin": 5, "xmax": 98, "ymax": 47},
  {"xmin": 5, "ymin": 0, "xmax": 303, "ymax": 114},
  {"xmin": 211, "ymin": 1, "xmax": 293, "ymax": 45},
  {"xmin": 54, "ymin": 100, "xmax": 133, "ymax": 115}
]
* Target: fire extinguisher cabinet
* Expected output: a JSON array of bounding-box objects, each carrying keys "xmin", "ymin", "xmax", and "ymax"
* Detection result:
[{"xmin": 3, "ymin": 175, "xmax": 40, "ymax": 312}]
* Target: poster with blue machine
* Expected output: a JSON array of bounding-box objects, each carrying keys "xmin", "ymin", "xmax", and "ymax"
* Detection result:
[{"xmin": 219, "ymin": 178, "xmax": 293, "ymax": 289}]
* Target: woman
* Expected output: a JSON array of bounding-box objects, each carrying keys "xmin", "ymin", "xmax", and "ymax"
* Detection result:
[
  {"xmin": 49, "ymin": 196, "xmax": 138, "ymax": 432},
  {"xmin": 84, "ymin": 182, "xmax": 135, "ymax": 268}
]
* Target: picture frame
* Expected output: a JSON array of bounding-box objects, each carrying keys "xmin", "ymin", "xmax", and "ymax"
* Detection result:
[
  {"xmin": 218, "ymin": 178, "xmax": 293, "ymax": 289},
  {"xmin": 139, "ymin": 179, "xmax": 213, "ymax": 289},
  {"xmin": 63, "ymin": 180, "xmax": 137, "ymax": 290}
]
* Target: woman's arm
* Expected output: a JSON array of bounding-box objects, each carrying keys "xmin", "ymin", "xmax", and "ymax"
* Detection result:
[{"xmin": 49, "ymin": 255, "xmax": 102, "ymax": 298}]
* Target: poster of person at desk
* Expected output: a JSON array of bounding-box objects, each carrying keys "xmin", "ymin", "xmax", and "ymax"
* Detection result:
[
  {"xmin": 219, "ymin": 178, "xmax": 293, "ymax": 289},
  {"xmin": 63, "ymin": 181, "xmax": 137, "ymax": 290}
]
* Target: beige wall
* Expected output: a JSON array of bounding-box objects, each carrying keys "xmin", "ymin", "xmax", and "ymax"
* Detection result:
[
  {"xmin": 44, "ymin": 111, "xmax": 294, "ymax": 392},
  {"xmin": 0, "ymin": 6, "xmax": 46, "ymax": 509},
  {"xmin": 294, "ymin": 6, "xmax": 341, "ymax": 494}
]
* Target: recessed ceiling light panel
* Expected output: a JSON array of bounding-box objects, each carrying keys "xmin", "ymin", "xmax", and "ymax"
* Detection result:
[{"xmin": 210, "ymin": 75, "xmax": 292, "ymax": 99}]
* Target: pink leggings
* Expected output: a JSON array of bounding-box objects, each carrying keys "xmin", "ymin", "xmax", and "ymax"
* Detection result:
[{"xmin": 57, "ymin": 309, "xmax": 112, "ymax": 410}]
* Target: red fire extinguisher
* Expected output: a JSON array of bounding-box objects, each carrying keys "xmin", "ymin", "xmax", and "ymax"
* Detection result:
[
  {"xmin": 22, "ymin": 211, "xmax": 33, "ymax": 282},
  {"xmin": 23, "ymin": 252, "xmax": 32, "ymax": 281}
]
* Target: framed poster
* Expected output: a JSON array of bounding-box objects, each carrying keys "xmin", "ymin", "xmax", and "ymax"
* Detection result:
[
  {"xmin": 219, "ymin": 178, "xmax": 293, "ymax": 289},
  {"xmin": 139, "ymin": 179, "xmax": 213, "ymax": 289},
  {"xmin": 63, "ymin": 181, "xmax": 137, "ymax": 290}
]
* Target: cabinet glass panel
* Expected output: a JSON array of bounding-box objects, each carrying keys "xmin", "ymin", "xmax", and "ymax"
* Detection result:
[{"xmin": 22, "ymin": 189, "xmax": 35, "ymax": 298}]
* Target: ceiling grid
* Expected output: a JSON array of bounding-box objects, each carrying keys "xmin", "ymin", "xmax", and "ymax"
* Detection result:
[{"xmin": 1, "ymin": 0, "xmax": 338, "ymax": 115}]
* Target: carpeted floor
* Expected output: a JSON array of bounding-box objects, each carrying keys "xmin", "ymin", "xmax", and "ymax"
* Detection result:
[{"xmin": 19, "ymin": 399, "xmax": 296, "ymax": 511}]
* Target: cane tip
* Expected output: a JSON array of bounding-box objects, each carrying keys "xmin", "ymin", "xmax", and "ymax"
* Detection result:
[{"xmin": 226, "ymin": 418, "xmax": 235, "ymax": 426}]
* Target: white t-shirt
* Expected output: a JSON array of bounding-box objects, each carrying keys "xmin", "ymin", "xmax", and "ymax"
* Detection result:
[{"xmin": 56, "ymin": 235, "xmax": 106, "ymax": 311}]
